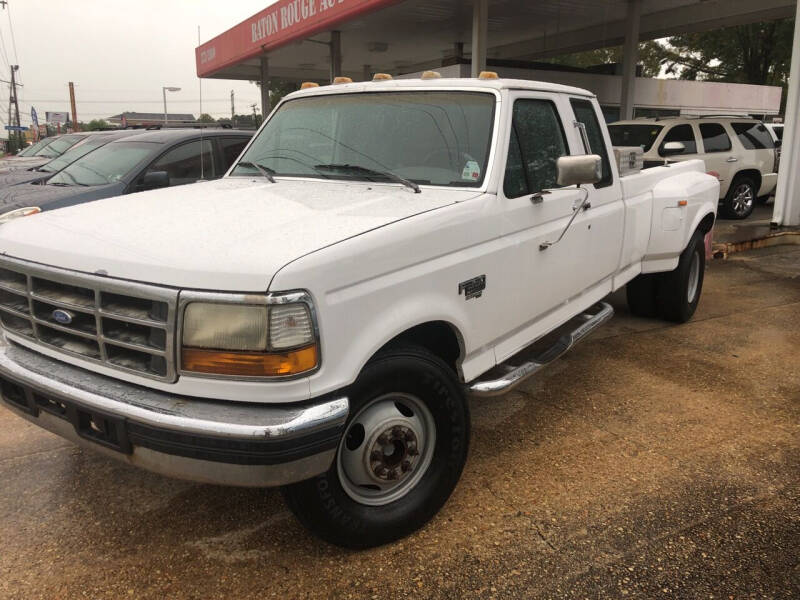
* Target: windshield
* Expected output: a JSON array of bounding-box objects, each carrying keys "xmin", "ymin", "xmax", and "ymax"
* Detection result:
[
  {"xmin": 36, "ymin": 134, "xmax": 84, "ymax": 158},
  {"xmin": 230, "ymin": 91, "xmax": 496, "ymax": 187},
  {"xmin": 17, "ymin": 138, "xmax": 53, "ymax": 157},
  {"xmin": 48, "ymin": 141, "xmax": 155, "ymax": 186},
  {"xmin": 39, "ymin": 136, "xmax": 113, "ymax": 173},
  {"xmin": 609, "ymin": 124, "xmax": 664, "ymax": 152}
]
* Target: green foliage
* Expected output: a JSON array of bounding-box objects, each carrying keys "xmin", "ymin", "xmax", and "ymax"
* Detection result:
[
  {"xmin": 663, "ymin": 19, "xmax": 795, "ymax": 87},
  {"xmin": 82, "ymin": 119, "xmax": 110, "ymax": 131},
  {"xmin": 545, "ymin": 41, "xmax": 667, "ymax": 78},
  {"xmin": 197, "ymin": 113, "xmax": 216, "ymax": 123}
]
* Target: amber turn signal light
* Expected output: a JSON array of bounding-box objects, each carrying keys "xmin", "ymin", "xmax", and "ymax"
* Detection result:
[{"xmin": 182, "ymin": 344, "xmax": 318, "ymax": 377}]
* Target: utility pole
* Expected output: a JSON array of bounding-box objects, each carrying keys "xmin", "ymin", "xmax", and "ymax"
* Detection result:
[
  {"xmin": 230, "ymin": 89, "xmax": 235, "ymax": 123},
  {"xmin": 9, "ymin": 65, "xmax": 21, "ymax": 151},
  {"xmin": 68, "ymin": 82, "xmax": 79, "ymax": 132},
  {"xmin": 250, "ymin": 102, "xmax": 258, "ymax": 125}
]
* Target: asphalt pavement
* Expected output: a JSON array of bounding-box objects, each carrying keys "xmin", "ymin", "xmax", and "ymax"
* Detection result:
[{"xmin": 1, "ymin": 245, "xmax": 798, "ymax": 599}]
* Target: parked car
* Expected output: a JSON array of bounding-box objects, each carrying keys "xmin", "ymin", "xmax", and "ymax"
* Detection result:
[
  {"xmin": 0, "ymin": 76, "xmax": 718, "ymax": 548},
  {"xmin": 609, "ymin": 116, "xmax": 778, "ymax": 219},
  {"xmin": 0, "ymin": 129, "xmax": 252, "ymax": 219},
  {"xmin": 0, "ymin": 133, "xmax": 86, "ymax": 171},
  {"xmin": 0, "ymin": 130, "xmax": 146, "ymax": 189}
]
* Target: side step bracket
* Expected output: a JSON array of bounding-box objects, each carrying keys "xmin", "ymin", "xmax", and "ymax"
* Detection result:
[{"xmin": 467, "ymin": 302, "xmax": 614, "ymax": 398}]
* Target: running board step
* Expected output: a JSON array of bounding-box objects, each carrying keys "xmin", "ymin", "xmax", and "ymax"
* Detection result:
[{"xmin": 467, "ymin": 302, "xmax": 614, "ymax": 398}]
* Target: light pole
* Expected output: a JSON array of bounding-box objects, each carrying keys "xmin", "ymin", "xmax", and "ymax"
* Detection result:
[{"xmin": 162, "ymin": 86, "xmax": 181, "ymax": 126}]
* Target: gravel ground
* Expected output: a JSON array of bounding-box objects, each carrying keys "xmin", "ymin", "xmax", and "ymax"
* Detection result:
[{"xmin": 1, "ymin": 245, "xmax": 798, "ymax": 599}]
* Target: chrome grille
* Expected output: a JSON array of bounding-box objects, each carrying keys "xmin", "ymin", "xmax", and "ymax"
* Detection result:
[{"xmin": 0, "ymin": 258, "xmax": 177, "ymax": 381}]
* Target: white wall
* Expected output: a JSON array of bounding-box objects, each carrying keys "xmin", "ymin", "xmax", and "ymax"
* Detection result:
[{"xmin": 403, "ymin": 64, "xmax": 782, "ymax": 116}]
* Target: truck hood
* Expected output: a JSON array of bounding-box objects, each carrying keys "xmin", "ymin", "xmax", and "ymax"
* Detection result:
[{"xmin": 0, "ymin": 177, "xmax": 479, "ymax": 291}]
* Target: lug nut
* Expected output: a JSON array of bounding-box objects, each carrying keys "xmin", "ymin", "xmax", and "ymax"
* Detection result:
[
  {"xmin": 392, "ymin": 426, "xmax": 404, "ymax": 437},
  {"xmin": 370, "ymin": 450, "xmax": 382, "ymax": 461},
  {"xmin": 404, "ymin": 430, "xmax": 415, "ymax": 441},
  {"xmin": 377, "ymin": 432, "xmax": 390, "ymax": 445},
  {"xmin": 401, "ymin": 460, "xmax": 411, "ymax": 472},
  {"xmin": 388, "ymin": 468, "xmax": 399, "ymax": 480}
]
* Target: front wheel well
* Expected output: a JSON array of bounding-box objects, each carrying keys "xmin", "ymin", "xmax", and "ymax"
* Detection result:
[{"xmin": 378, "ymin": 321, "xmax": 464, "ymax": 377}]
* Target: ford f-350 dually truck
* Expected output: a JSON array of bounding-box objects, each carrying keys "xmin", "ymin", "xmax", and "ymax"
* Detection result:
[{"xmin": 0, "ymin": 74, "xmax": 718, "ymax": 548}]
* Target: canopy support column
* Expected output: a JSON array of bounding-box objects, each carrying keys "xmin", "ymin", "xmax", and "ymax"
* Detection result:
[
  {"xmin": 330, "ymin": 31, "xmax": 342, "ymax": 81},
  {"xmin": 260, "ymin": 56, "xmax": 270, "ymax": 119},
  {"xmin": 772, "ymin": 1, "xmax": 800, "ymax": 227},
  {"xmin": 620, "ymin": 0, "xmax": 642, "ymax": 121},
  {"xmin": 471, "ymin": 0, "xmax": 488, "ymax": 78}
]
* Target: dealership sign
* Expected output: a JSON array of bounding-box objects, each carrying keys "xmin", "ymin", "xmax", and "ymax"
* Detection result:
[
  {"xmin": 46, "ymin": 111, "xmax": 69, "ymax": 125},
  {"xmin": 196, "ymin": 0, "xmax": 400, "ymax": 77}
]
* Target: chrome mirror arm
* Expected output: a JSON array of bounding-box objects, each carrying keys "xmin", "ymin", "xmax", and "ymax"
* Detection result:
[{"xmin": 539, "ymin": 186, "xmax": 590, "ymax": 251}]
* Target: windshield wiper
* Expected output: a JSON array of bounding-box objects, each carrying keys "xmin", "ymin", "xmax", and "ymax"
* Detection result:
[
  {"xmin": 314, "ymin": 163, "xmax": 420, "ymax": 193},
  {"xmin": 237, "ymin": 160, "xmax": 276, "ymax": 183}
]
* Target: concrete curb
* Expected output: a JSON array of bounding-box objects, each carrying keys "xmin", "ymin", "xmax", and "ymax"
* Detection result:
[{"xmin": 712, "ymin": 230, "xmax": 800, "ymax": 259}]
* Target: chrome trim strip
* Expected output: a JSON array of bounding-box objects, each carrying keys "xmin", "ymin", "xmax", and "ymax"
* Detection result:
[
  {"xmin": 0, "ymin": 256, "xmax": 179, "ymax": 382},
  {"xmin": 467, "ymin": 302, "xmax": 614, "ymax": 398}
]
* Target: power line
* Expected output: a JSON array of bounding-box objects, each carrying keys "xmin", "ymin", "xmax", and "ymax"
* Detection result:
[{"xmin": 5, "ymin": 1, "xmax": 18, "ymax": 67}]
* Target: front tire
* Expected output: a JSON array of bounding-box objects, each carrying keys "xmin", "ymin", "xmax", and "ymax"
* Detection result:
[{"xmin": 282, "ymin": 345, "xmax": 469, "ymax": 548}]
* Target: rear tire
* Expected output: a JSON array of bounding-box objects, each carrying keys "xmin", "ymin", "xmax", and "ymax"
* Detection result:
[
  {"xmin": 282, "ymin": 345, "xmax": 469, "ymax": 549},
  {"xmin": 655, "ymin": 230, "xmax": 705, "ymax": 323},
  {"xmin": 721, "ymin": 176, "xmax": 756, "ymax": 219}
]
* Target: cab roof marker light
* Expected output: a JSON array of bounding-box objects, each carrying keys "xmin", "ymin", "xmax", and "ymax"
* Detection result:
[
  {"xmin": 300, "ymin": 82, "xmax": 320, "ymax": 89},
  {"xmin": 333, "ymin": 76, "xmax": 353, "ymax": 84},
  {"xmin": 478, "ymin": 71, "xmax": 499, "ymax": 80},
  {"xmin": 421, "ymin": 70, "xmax": 441, "ymax": 80},
  {"xmin": 372, "ymin": 73, "xmax": 393, "ymax": 81}
]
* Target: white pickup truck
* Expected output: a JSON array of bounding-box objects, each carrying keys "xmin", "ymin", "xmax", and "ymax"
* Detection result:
[{"xmin": 0, "ymin": 75, "xmax": 718, "ymax": 548}]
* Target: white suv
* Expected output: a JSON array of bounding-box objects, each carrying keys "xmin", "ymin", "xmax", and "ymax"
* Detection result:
[{"xmin": 610, "ymin": 117, "xmax": 778, "ymax": 219}]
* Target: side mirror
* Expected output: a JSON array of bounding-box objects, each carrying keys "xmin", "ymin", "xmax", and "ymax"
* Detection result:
[
  {"xmin": 661, "ymin": 141, "xmax": 686, "ymax": 156},
  {"xmin": 137, "ymin": 170, "xmax": 170, "ymax": 191},
  {"xmin": 556, "ymin": 154, "xmax": 602, "ymax": 187}
]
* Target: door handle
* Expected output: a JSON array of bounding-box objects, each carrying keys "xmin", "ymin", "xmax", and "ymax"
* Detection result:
[{"xmin": 726, "ymin": 157, "xmax": 738, "ymax": 163}]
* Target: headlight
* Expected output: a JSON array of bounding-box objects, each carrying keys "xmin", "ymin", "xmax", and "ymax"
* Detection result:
[
  {"xmin": 180, "ymin": 295, "xmax": 318, "ymax": 377},
  {"xmin": 0, "ymin": 206, "xmax": 41, "ymax": 224}
]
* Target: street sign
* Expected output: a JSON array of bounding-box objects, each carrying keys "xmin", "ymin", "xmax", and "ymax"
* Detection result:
[
  {"xmin": 4, "ymin": 125, "xmax": 28, "ymax": 131},
  {"xmin": 30, "ymin": 107, "xmax": 38, "ymax": 128}
]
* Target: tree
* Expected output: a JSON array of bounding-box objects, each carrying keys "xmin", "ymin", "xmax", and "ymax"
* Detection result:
[
  {"xmin": 80, "ymin": 119, "xmax": 110, "ymax": 131},
  {"xmin": 197, "ymin": 113, "xmax": 216, "ymax": 123},
  {"xmin": 545, "ymin": 41, "xmax": 667, "ymax": 78},
  {"xmin": 662, "ymin": 19, "xmax": 795, "ymax": 111}
]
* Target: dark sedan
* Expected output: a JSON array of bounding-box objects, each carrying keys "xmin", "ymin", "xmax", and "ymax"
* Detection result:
[
  {"xmin": 0, "ymin": 133, "xmax": 86, "ymax": 172},
  {"xmin": 0, "ymin": 130, "xmax": 146, "ymax": 189},
  {"xmin": 0, "ymin": 129, "xmax": 253, "ymax": 219}
]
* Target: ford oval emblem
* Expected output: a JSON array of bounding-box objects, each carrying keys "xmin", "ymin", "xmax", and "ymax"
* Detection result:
[{"xmin": 52, "ymin": 309, "xmax": 74, "ymax": 325}]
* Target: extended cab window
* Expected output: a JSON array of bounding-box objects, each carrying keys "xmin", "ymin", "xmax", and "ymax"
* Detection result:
[
  {"xmin": 503, "ymin": 99, "xmax": 568, "ymax": 198},
  {"xmin": 731, "ymin": 122, "xmax": 775, "ymax": 150},
  {"xmin": 659, "ymin": 124, "xmax": 698, "ymax": 156},
  {"xmin": 218, "ymin": 137, "xmax": 250, "ymax": 171},
  {"xmin": 699, "ymin": 123, "xmax": 732, "ymax": 153},
  {"xmin": 570, "ymin": 98, "xmax": 612, "ymax": 187},
  {"xmin": 147, "ymin": 139, "xmax": 215, "ymax": 185}
]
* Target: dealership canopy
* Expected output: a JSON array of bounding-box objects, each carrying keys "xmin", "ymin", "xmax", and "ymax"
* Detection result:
[{"xmin": 196, "ymin": 0, "xmax": 800, "ymax": 226}]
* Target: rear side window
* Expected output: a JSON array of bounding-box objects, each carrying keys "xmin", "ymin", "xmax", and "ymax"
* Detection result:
[
  {"xmin": 570, "ymin": 98, "xmax": 612, "ymax": 187},
  {"xmin": 219, "ymin": 137, "xmax": 250, "ymax": 170},
  {"xmin": 148, "ymin": 139, "xmax": 215, "ymax": 186},
  {"xmin": 731, "ymin": 122, "xmax": 775, "ymax": 150},
  {"xmin": 773, "ymin": 126, "xmax": 783, "ymax": 141},
  {"xmin": 503, "ymin": 99, "xmax": 568, "ymax": 198},
  {"xmin": 659, "ymin": 124, "xmax": 697, "ymax": 156},
  {"xmin": 699, "ymin": 123, "xmax": 732, "ymax": 153}
]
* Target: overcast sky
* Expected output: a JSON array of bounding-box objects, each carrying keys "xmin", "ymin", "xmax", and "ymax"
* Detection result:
[{"xmin": 1, "ymin": 0, "xmax": 276, "ymax": 128}]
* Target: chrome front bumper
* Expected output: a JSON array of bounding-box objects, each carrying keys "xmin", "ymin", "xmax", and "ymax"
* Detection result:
[{"xmin": 0, "ymin": 342, "xmax": 348, "ymax": 487}]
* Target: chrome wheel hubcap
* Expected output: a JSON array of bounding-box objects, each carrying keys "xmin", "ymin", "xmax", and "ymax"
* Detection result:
[
  {"xmin": 732, "ymin": 184, "xmax": 754, "ymax": 216},
  {"xmin": 687, "ymin": 251, "xmax": 700, "ymax": 303},
  {"xmin": 337, "ymin": 393, "xmax": 436, "ymax": 506}
]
